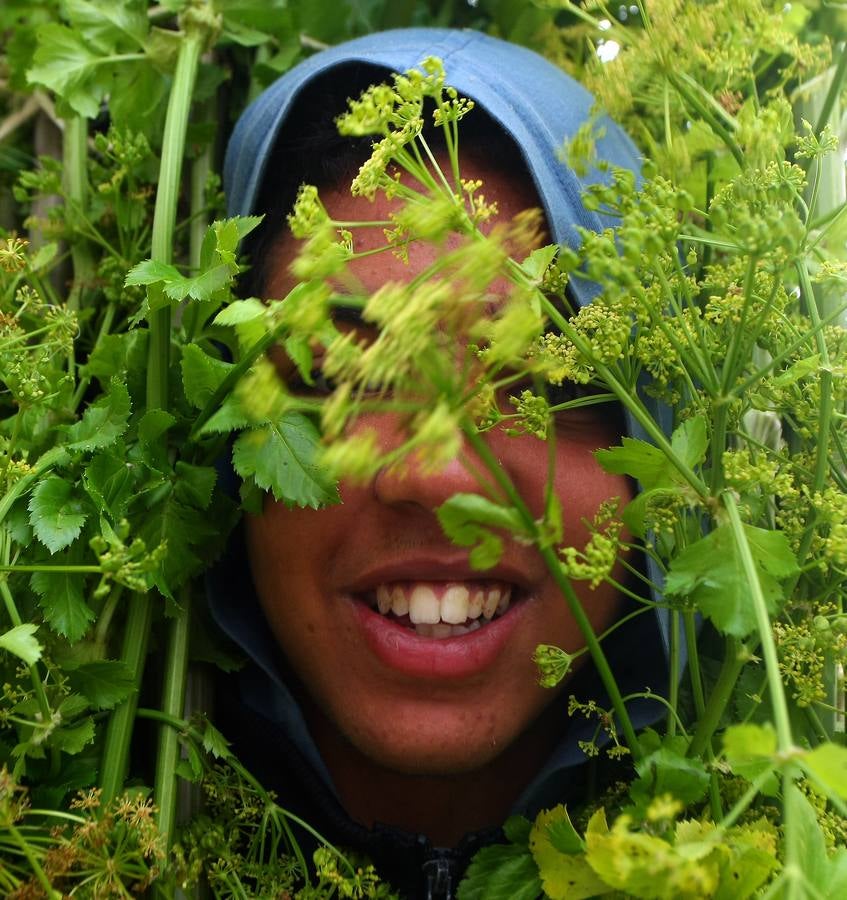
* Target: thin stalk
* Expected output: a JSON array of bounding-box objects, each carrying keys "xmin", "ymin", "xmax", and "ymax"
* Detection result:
[
  {"xmin": 723, "ymin": 493, "xmax": 793, "ymax": 750},
  {"xmin": 147, "ymin": 31, "xmax": 203, "ymax": 410},
  {"xmin": 814, "ymin": 42, "xmax": 847, "ymax": 139},
  {"xmin": 462, "ymin": 425, "xmax": 642, "ymax": 760},
  {"xmin": 182, "ymin": 96, "xmax": 213, "ymax": 344},
  {"xmin": 62, "ymin": 116, "xmax": 94, "ymax": 320},
  {"xmin": 154, "ymin": 590, "xmax": 192, "ymax": 846},
  {"xmin": 7, "ymin": 821, "xmax": 58, "ymax": 900},
  {"xmin": 99, "ymin": 594, "xmax": 152, "ymax": 803},
  {"xmin": 142, "ymin": 27, "xmax": 204, "ymax": 843},
  {"xmin": 666, "ymin": 610, "xmax": 680, "ymax": 738},
  {"xmin": 687, "ymin": 636, "xmax": 745, "ymax": 758}
]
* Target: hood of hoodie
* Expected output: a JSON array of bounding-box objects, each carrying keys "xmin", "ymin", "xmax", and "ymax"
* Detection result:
[{"xmin": 212, "ymin": 26, "xmax": 673, "ymax": 825}]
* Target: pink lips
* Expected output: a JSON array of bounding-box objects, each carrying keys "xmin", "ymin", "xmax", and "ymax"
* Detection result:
[{"xmin": 350, "ymin": 593, "xmax": 525, "ymax": 679}]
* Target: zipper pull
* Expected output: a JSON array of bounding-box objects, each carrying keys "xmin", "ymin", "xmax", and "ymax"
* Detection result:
[{"xmin": 422, "ymin": 857, "xmax": 454, "ymax": 900}]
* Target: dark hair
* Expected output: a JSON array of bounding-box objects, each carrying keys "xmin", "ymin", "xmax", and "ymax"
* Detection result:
[{"xmin": 240, "ymin": 61, "xmax": 532, "ymax": 297}]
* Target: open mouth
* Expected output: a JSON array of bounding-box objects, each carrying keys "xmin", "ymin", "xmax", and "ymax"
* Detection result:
[{"xmin": 361, "ymin": 581, "xmax": 518, "ymax": 638}]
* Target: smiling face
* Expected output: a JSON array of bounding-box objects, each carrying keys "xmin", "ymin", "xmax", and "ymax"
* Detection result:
[{"xmin": 245, "ymin": 154, "xmax": 633, "ymax": 788}]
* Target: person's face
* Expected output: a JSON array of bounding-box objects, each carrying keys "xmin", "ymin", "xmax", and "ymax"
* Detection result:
[{"xmin": 245, "ymin": 154, "xmax": 633, "ymax": 776}]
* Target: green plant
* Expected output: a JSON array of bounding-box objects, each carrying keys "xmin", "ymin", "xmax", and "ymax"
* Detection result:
[{"xmin": 1, "ymin": 0, "xmax": 847, "ymax": 897}]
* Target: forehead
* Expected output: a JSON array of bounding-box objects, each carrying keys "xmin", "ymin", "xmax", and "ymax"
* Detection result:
[{"xmin": 263, "ymin": 152, "xmax": 542, "ymax": 300}]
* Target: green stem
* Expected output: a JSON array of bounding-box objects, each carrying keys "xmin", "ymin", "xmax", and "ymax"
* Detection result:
[
  {"xmin": 723, "ymin": 492, "xmax": 793, "ymax": 750},
  {"xmin": 154, "ymin": 589, "xmax": 192, "ymax": 847},
  {"xmin": 99, "ymin": 594, "xmax": 152, "ymax": 803},
  {"xmin": 462, "ymin": 426, "xmax": 642, "ymax": 760},
  {"xmin": 687, "ymin": 636, "xmax": 745, "ymax": 758},
  {"xmin": 814, "ymin": 42, "xmax": 847, "ymax": 138},
  {"xmin": 147, "ymin": 31, "xmax": 203, "ymax": 412},
  {"xmin": 7, "ymin": 821, "xmax": 58, "ymax": 899},
  {"xmin": 62, "ymin": 116, "xmax": 94, "ymax": 315},
  {"xmin": 666, "ymin": 611, "xmax": 680, "ymax": 738},
  {"xmin": 139, "ymin": 27, "xmax": 204, "ymax": 843}
]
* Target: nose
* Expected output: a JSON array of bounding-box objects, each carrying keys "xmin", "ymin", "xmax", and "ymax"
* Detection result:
[{"xmin": 372, "ymin": 437, "xmax": 486, "ymax": 512}]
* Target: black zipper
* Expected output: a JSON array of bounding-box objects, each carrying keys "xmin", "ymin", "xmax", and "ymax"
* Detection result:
[{"xmin": 422, "ymin": 855, "xmax": 456, "ymax": 900}]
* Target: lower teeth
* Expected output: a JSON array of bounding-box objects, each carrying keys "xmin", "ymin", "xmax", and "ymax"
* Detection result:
[{"xmin": 414, "ymin": 620, "xmax": 482, "ymax": 639}]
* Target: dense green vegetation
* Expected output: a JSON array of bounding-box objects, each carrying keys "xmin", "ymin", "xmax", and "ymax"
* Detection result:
[{"xmin": 1, "ymin": 1, "xmax": 846, "ymax": 896}]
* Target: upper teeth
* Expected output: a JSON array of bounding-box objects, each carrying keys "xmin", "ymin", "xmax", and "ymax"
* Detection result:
[{"xmin": 373, "ymin": 582, "xmax": 512, "ymax": 626}]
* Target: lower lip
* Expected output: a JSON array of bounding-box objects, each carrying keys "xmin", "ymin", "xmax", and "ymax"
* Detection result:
[{"xmin": 349, "ymin": 595, "xmax": 527, "ymax": 679}]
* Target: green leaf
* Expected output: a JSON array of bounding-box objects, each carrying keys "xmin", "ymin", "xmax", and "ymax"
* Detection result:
[
  {"xmin": 0, "ymin": 624, "xmax": 42, "ymax": 665},
  {"xmin": 801, "ymin": 742, "xmax": 847, "ymax": 800},
  {"xmin": 125, "ymin": 257, "xmax": 234, "ymax": 302},
  {"xmin": 64, "ymin": 0, "xmax": 147, "ymax": 53},
  {"xmin": 671, "ymin": 415, "xmax": 708, "ymax": 469},
  {"xmin": 202, "ymin": 720, "xmax": 231, "ymax": 759},
  {"xmin": 629, "ymin": 744, "xmax": 710, "ymax": 811},
  {"xmin": 722, "ymin": 723, "xmax": 779, "ymax": 793},
  {"xmin": 597, "ymin": 418, "xmax": 707, "ymax": 492},
  {"xmin": 213, "ymin": 297, "xmax": 267, "ymax": 326},
  {"xmin": 28, "ymin": 477, "xmax": 88, "ymax": 554},
  {"xmin": 503, "ymin": 815, "xmax": 532, "ymax": 845},
  {"xmin": 232, "ymin": 413, "xmax": 339, "ymax": 508},
  {"xmin": 437, "ymin": 494, "xmax": 529, "ymax": 570},
  {"xmin": 198, "ymin": 395, "xmax": 251, "ymax": 435},
  {"xmin": 81, "ymin": 330, "xmax": 148, "ymax": 389},
  {"xmin": 67, "ymin": 378, "xmax": 131, "ymax": 451},
  {"xmin": 26, "ymin": 24, "xmax": 103, "ymax": 118},
  {"xmin": 457, "ymin": 843, "xmax": 542, "ymax": 900},
  {"xmin": 65, "ymin": 660, "xmax": 136, "ymax": 710},
  {"xmin": 528, "ymin": 806, "xmax": 608, "ymax": 900},
  {"xmin": 52, "ymin": 717, "xmax": 95, "ymax": 755},
  {"xmin": 595, "ymin": 437, "xmax": 668, "ymax": 489},
  {"xmin": 174, "ymin": 462, "xmax": 217, "ymax": 510},
  {"xmin": 124, "ymin": 258, "xmax": 181, "ymax": 287},
  {"xmin": 663, "ymin": 524, "xmax": 797, "ymax": 637},
  {"xmin": 138, "ymin": 408, "xmax": 176, "ymax": 447},
  {"xmin": 181, "ymin": 344, "xmax": 234, "ymax": 409},
  {"xmin": 83, "ymin": 452, "xmax": 136, "ymax": 517},
  {"xmin": 31, "ymin": 569, "xmax": 95, "ymax": 641}
]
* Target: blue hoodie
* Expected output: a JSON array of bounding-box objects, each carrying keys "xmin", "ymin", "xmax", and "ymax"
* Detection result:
[{"xmin": 212, "ymin": 28, "xmax": 670, "ymax": 899}]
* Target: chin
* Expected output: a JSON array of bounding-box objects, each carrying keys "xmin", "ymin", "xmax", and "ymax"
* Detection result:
[{"xmin": 333, "ymin": 693, "xmax": 549, "ymax": 777}]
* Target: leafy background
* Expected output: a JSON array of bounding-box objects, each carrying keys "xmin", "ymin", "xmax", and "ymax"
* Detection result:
[{"xmin": 1, "ymin": 0, "xmax": 847, "ymax": 897}]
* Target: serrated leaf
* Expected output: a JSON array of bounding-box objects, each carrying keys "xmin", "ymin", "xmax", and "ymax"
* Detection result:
[
  {"xmin": 138, "ymin": 408, "xmax": 176, "ymax": 447},
  {"xmin": 83, "ymin": 452, "xmax": 136, "ymax": 516},
  {"xmin": 52, "ymin": 717, "xmax": 95, "ymax": 755},
  {"xmin": 28, "ymin": 477, "xmax": 88, "ymax": 554},
  {"xmin": 198, "ymin": 395, "xmax": 251, "ymax": 435},
  {"xmin": 436, "ymin": 493, "xmax": 529, "ymax": 571},
  {"xmin": 664, "ymin": 524, "xmax": 797, "ymax": 637},
  {"xmin": 595, "ymin": 437, "xmax": 668, "ymax": 488},
  {"xmin": 0, "ymin": 624, "xmax": 42, "ymax": 665},
  {"xmin": 457, "ymin": 843, "xmax": 542, "ymax": 900},
  {"xmin": 64, "ymin": 0, "xmax": 147, "ymax": 52},
  {"xmin": 213, "ymin": 297, "xmax": 267, "ymax": 326},
  {"xmin": 529, "ymin": 806, "xmax": 607, "ymax": 900},
  {"xmin": 65, "ymin": 660, "xmax": 136, "ymax": 710},
  {"xmin": 67, "ymin": 378, "xmax": 131, "ymax": 451},
  {"xmin": 670, "ymin": 415, "xmax": 708, "ymax": 469},
  {"xmin": 181, "ymin": 344, "xmax": 234, "ymax": 409},
  {"xmin": 124, "ymin": 258, "xmax": 181, "ymax": 287},
  {"xmin": 174, "ymin": 462, "xmax": 217, "ymax": 509},
  {"xmin": 31, "ymin": 569, "xmax": 95, "ymax": 641},
  {"xmin": 232, "ymin": 413, "xmax": 339, "ymax": 508},
  {"xmin": 202, "ymin": 720, "xmax": 231, "ymax": 759},
  {"xmin": 629, "ymin": 744, "xmax": 710, "ymax": 812},
  {"xmin": 26, "ymin": 24, "xmax": 103, "ymax": 118}
]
